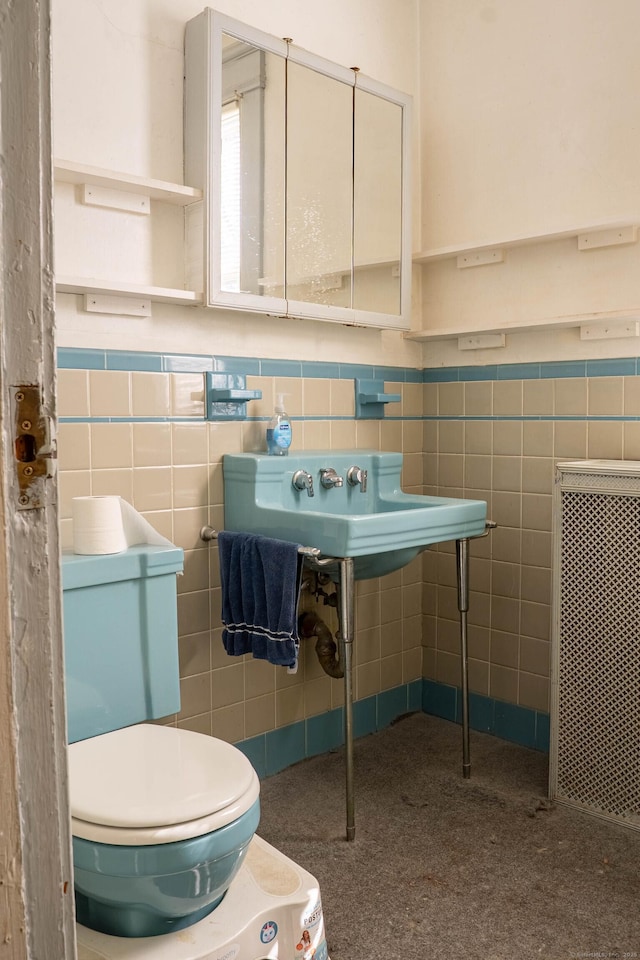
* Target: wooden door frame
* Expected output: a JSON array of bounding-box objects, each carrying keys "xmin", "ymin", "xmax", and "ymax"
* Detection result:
[{"xmin": 0, "ymin": 0, "xmax": 76, "ymax": 955}]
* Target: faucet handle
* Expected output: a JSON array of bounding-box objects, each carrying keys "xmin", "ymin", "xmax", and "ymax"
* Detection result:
[
  {"xmin": 347, "ymin": 465, "xmax": 368, "ymax": 492},
  {"xmin": 292, "ymin": 469, "xmax": 314, "ymax": 497},
  {"xmin": 319, "ymin": 467, "xmax": 344, "ymax": 489}
]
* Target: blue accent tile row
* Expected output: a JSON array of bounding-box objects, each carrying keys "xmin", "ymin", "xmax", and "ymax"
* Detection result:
[
  {"xmin": 57, "ymin": 347, "xmax": 107, "ymax": 370},
  {"xmin": 497, "ymin": 362, "xmax": 541, "ymax": 380},
  {"xmin": 586, "ymin": 357, "xmax": 636, "ymax": 377},
  {"xmin": 301, "ymin": 361, "xmax": 341, "ymax": 379},
  {"xmin": 260, "ymin": 359, "xmax": 303, "ymax": 378},
  {"xmin": 458, "ymin": 364, "xmax": 499, "ymax": 382},
  {"xmin": 56, "ymin": 348, "xmax": 425, "ymax": 382},
  {"xmin": 353, "ymin": 696, "xmax": 377, "ymax": 740},
  {"xmin": 235, "ymin": 682, "xmax": 423, "ymax": 780},
  {"xmin": 424, "ymin": 355, "xmax": 640, "ymax": 383},
  {"xmin": 422, "ymin": 415, "xmax": 640, "ymax": 422},
  {"xmin": 235, "ymin": 679, "xmax": 551, "ymax": 782},
  {"xmin": 58, "ymin": 346, "xmax": 640, "ymax": 385},
  {"xmin": 539, "ymin": 360, "xmax": 586, "ymax": 379},
  {"xmin": 108, "ymin": 351, "xmax": 163, "ymax": 372},
  {"xmin": 266, "ymin": 722, "xmax": 306, "ymax": 775},
  {"xmin": 422, "ymin": 679, "xmax": 549, "ymax": 753},
  {"xmin": 164, "ymin": 354, "xmax": 215, "ymax": 373},
  {"xmin": 214, "ymin": 356, "xmax": 262, "ymax": 375},
  {"xmin": 307, "ymin": 708, "xmax": 344, "ymax": 758},
  {"xmin": 59, "ymin": 416, "xmax": 175, "ymax": 424}
]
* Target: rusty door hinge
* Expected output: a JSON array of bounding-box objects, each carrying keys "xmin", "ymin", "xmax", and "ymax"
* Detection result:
[{"xmin": 13, "ymin": 384, "xmax": 57, "ymax": 509}]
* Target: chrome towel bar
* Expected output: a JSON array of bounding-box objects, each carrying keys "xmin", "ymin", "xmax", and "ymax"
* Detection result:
[{"xmin": 199, "ymin": 525, "xmax": 321, "ymax": 558}]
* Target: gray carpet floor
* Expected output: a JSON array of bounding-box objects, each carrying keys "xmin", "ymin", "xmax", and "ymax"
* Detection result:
[{"xmin": 258, "ymin": 712, "xmax": 640, "ymax": 960}]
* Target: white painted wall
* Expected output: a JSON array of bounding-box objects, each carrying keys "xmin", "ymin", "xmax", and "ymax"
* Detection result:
[
  {"xmin": 420, "ymin": 0, "xmax": 640, "ymax": 250},
  {"xmin": 419, "ymin": 0, "xmax": 640, "ymax": 366},
  {"xmin": 52, "ymin": 0, "xmax": 423, "ymax": 367}
]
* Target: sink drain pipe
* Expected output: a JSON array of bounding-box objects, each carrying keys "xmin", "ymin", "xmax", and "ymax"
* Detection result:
[{"xmin": 298, "ymin": 611, "xmax": 344, "ymax": 679}]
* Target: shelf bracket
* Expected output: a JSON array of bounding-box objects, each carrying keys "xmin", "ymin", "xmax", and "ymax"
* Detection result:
[
  {"xmin": 83, "ymin": 294, "xmax": 152, "ymax": 317},
  {"xmin": 206, "ymin": 372, "xmax": 262, "ymax": 421},
  {"xmin": 81, "ymin": 183, "xmax": 150, "ymax": 215},
  {"xmin": 578, "ymin": 225, "xmax": 637, "ymax": 251},
  {"xmin": 456, "ymin": 249, "xmax": 505, "ymax": 269}
]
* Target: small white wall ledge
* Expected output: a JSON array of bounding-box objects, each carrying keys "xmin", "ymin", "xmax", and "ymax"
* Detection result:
[
  {"xmin": 54, "ymin": 160, "xmax": 202, "ymax": 206},
  {"xmin": 56, "ymin": 277, "xmax": 203, "ymax": 306},
  {"xmin": 405, "ymin": 309, "xmax": 640, "ymax": 343},
  {"xmin": 414, "ymin": 218, "xmax": 639, "ymax": 264}
]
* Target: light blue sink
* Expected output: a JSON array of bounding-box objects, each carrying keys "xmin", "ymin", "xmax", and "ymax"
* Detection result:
[{"xmin": 223, "ymin": 451, "xmax": 487, "ymax": 579}]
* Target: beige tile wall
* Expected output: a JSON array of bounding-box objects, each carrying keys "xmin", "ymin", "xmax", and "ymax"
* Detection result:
[
  {"xmin": 57, "ymin": 369, "xmax": 424, "ymax": 744},
  {"xmin": 422, "ymin": 373, "xmax": 640, "ymax": 715}
]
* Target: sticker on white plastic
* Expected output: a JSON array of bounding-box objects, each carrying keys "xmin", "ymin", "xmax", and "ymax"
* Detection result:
[{"xmin": 259, "ymin": 920, "xmax": 278, "ymax": 944}]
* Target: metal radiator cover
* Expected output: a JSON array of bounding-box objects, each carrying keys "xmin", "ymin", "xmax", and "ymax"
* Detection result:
[{"xmin": 551, "ymin": 460, "xmax": 640, "ymax": 830}]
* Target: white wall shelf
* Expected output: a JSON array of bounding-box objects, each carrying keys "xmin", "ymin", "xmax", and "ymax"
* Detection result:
[
  {"xmin": 55, "ymin": 277, "xmax": 203, "ymax": 306},
  {"xmin": 404, "ymin": 309, "xmax": 640, "ymax": 343},
  {"xmin": 54, "ymin": 161, "xmax": 204, "ymax": 307},
  {"xmin": 54, "ymin": 160, "xmax": 203, "ymax": 206},
  {"xmin": 413, "ymin": 218, "xmax": 639, "ymax": 264}
]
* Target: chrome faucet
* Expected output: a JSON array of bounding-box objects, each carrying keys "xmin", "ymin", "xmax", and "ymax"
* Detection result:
[
  {"xmin": 319, "ymin": 467, "xmax": 344, "ymax": 489},
  {"xmin": 292, "ymin": 469, "xmax": 314, "ymax": 497},
  {"xmin": 347, "ymin": 465, "xmax": 368, "ymax": 493}
]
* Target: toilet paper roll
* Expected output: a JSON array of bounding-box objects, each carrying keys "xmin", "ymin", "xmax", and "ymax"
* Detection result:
[
  {"xmin": 72, "ymin": 497, "xmax": 174, "ymax": 555},
  {"xmin": 72, "ymin": 496, "xmax": 128, "ymax": 555}
]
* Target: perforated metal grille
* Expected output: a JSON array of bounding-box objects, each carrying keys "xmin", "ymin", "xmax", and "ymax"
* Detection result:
[{"xmin": 553, "ymin": 487, "xmax": 640, "ymax": 828}]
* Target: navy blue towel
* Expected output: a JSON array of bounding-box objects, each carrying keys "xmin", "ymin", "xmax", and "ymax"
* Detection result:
[{"xmin": 218, "ymin": 531, "xmax": 304, "ymax": 667}]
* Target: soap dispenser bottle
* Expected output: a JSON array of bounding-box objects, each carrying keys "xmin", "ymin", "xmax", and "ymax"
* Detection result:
[{"xmin": 266, "ymin": 394, "xmax": 292, "ymax": 456}]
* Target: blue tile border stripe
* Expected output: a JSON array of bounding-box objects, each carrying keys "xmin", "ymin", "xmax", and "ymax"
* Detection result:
[
  {"xmin": 234, "ymin": 678, "xmax": 549, "ymax": 781},
  {"xmin": 235, "ymin": 681, "xmax": 422, "ymax": 780},
  {"xmin": 58, "ymin": 346, "xmax": 640, "ymax": 384},
  {"xmin": 424, "ymin": 356, "xmax": 640, "ymax": 382},
  {"xmin": 422, "ymin": 415, "xmax": 640, "ymax": 422},
  {"xmin": 422, "ymin": 679, "xmax": 550, "ymax": 753}
]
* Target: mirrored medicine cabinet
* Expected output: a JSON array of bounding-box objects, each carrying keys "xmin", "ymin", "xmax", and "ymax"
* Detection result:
[{"xmin": 184, "ymin": 9, "xmax": 412, "ymax": 330}]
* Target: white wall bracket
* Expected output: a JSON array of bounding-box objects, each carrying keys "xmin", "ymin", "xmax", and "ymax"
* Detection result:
[
  {"xmin": 83, "ymin": 294, "xmax": 152, "ymax": 317},
  {"xmin": 456, "ymin": 249, "xmax": 504, "ymax": 269},
  {"xmin": 578, "ymin": 225, "xmax": 637, "ymax": 251},
  {"xmin": 579, "ymin": 319, "xmax": 640, "ymax": 340},
  {"xmin": 81, "ymin": 183, "xmax": 150, "ymax": 215},
  {"xmin": 458, "ymin": 333, "xmax": 506, "ymax": 350}
]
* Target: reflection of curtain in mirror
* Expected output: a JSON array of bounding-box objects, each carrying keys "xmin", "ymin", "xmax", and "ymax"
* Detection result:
[{"xmin": 221, "ymin": 100, "xmax": 240, "ymax": 291}]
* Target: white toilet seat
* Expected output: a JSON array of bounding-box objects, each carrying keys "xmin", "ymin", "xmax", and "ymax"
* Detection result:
[{"xmin": 69, "ymin": 724, "xmax": 260, "ymax": 845}]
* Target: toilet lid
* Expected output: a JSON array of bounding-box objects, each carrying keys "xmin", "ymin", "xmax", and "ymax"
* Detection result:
[{"xmin": 69, "ymin": 724, "xmax": 260, "ymax": 845}]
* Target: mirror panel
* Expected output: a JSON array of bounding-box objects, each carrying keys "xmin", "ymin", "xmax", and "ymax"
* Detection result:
[
  {"xmin": 185, "ymin": 9, "xmax": 411, "ymax": 329},
  {"xmin": 353, "ymin": 87, "xmax": 403, "ymax": 315},
  {"xmin": 286, "ymin": 61, "xmax": 353, "ymax": 308},
  {"xmin": 220, "ymin": 34, "xmax": 286, "ymax": 298}
]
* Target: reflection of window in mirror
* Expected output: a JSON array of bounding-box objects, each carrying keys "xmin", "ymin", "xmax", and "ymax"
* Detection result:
[
  {"xmin": 221, "ymin": 39, "xmax": 264, "ymax": 296},
  {"xmin": 220, "ymin": 37, "xmax": 286, "ymax": 298},
  {"xmin": 221, "ymin": 101, "xmax": 240, "ymax": 291}
]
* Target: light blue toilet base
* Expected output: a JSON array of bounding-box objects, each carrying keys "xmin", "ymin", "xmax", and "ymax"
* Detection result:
[
  {"xmin": 74, "ymin": 888, "xmax": 224, "ymax": 938},
  {"xmin": 73, "ymin": 799, "xmax": 260, "ymax": 938}
]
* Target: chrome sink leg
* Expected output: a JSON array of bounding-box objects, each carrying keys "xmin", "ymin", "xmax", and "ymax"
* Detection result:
[
  {"xmin": 456, "ymin": 538, "xmax": 471, "ymax": 779},
  {"xmin": 337, "ymin": 557, "xmax": 356, "ymax": 840}
]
